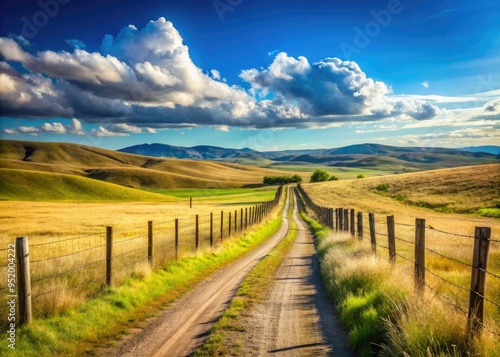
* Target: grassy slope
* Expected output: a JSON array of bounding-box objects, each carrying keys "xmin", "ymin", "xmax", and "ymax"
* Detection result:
[
  {"xmin": 303, "ymin": 164, "xmax": 500, "ymax": 215},
  {"xmin": 0, "ymin": 169, "xmax": 174, "ymax": 202},
  {"xmin": 0, "ymin": 192, "xmax": 285, "ymax": 357},
  {"xmin": 0, "ymin": 139, "xmax": 302, "ymax": 190}
]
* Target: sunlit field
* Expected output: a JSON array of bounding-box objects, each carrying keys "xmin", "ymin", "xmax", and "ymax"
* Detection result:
[
  {"xmin": 0, "ymin": 187, "xmax": 279, "ymax": 324},
  {"xmin": 301, "ymin": 165, "xmax": 500, "ymax": 355}
]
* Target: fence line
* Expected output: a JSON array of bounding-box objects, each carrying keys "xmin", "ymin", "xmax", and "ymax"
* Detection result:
[
  {"xmin": 296, "ymin": 183, "xmax": 500, "ymax": 341},
  {"xmin": 1, "ymin": 186, "xmax": 283, "ymax": 329}
]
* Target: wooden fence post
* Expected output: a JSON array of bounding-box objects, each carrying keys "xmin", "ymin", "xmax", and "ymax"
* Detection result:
[
  {"xmin": 339, "ymin": 208, "xmax": 343, "ymax": 231},
  {"xmin": 369, "ymin": 213, "xmax": 376, "ymax": 253},
  {"xmin": 229, "ymin": 212, "xmax": 232, "ymax": 237},
  {"xmin": 15, "ymin": 236, "xmax": 32, "ymax": 326},
  {"xmin": 240, "ymin": 208, "xmax": 243, "ymax": 231},
  {"xmin": 414, "ymin": 219, "xmax": 426, "ymax": 293},
  {"xmin": 190, "ymin": 197, "xmax": 192, "ymax": 208},
  {"xmin": 106, "ymin": 226, "xmax": 113, "ymax": 286},
  {"xmin": 335, "ymin": 209, "xmax": 339, "ymax": 231},
  {"xmin": 220, "ymin": 211, "xmax": 224, "ymax": 241},
  {"xmin": 234, "ymin": 210, "xmax": 238, "ymax": 233},
  {"xmin": 195, "ymin": 215, "xmax": 199, "ymax": 250},
  {"xmin": 245, "ymin": 207, "xmax": 248, "ymax": 229},
  {"xmin": 350, "ymin": 209, "xmax": 355, "ymax": 236},
  {"xmin": 175, "ymin": 219, "xmax": 179, "ymax": 260},
  {"xmin": 387, "ymin": 216, "xmax": 396, "ymax": 263},
  {"xmin": 357, "ymin": 212, "xmax": 363, "ymax": 240},
  {"xmin": 329, "ymin": 208, "xmax": 334, "ymax": 229},
  {"xmin": 210, "ymin": 212, "xmax": 213, "ymax": 247},
  {"xmin": 344, "ymin": 209, "xmax": 349, "ymax": 231},
  {"xmin": 467, "ymin": 227, "xmax": 491, "ymax": 339},
  {"xmin": 148, "ymin": 221, "xmax": 153, "ymax": 266}
]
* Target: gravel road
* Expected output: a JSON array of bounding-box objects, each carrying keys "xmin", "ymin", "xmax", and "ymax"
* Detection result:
[
  {"xmin": 100, "ymin": 188, "xmax": 292, "ymax": 357},
  {"xmin": 235, "ymin": 189, "xmax": 354, "ymax": 357}
]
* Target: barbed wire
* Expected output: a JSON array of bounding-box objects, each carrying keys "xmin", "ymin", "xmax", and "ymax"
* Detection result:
[
  {"xmin": 427, "ymin": 226, "xmax": 474, "ymax": 239},
  {"xmin": 394, "ymin": 236, "xmax": 415, "ymax": 245},
  {"xmin": 31, "ymin": 258, "xmax": 106, "ymax": 284},
  {"xmin": 424, "ymin": 267, "xmax": 470, "ymax": 294},
  {"xmin": 425, "ymin": 248, "xmax": 472, "ymax": 268},
  {"xmin": 478, "ymin": 267, "xmax": 500, "ymax": 280},
  {"xmin": 31, "ymin": 243, "xmax": 107, "ymax": 263},
  {"xmin": 424, "ymin": 281, "xmax": 468, "ymax": 315},
  {"xmin": 30, "ymin": 232, "xmax": 105, "ymax": 247}
]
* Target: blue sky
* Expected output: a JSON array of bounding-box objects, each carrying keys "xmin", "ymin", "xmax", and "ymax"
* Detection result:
[{"xmin": 0, "ymin": 0, "xmax": 499, "ymax": 150}]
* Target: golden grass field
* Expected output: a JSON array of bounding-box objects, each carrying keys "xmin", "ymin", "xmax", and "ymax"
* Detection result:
[
  {"xmin": 0, "ymin": 139, "xmax": 306, "ymax": 189},
  {"xmin": 0, "ymin": 187, "xmax": 279, "ymax": 322},
  {"xmin": 301, "ymin": 164, "xmax": 500, "ymax": 350}
]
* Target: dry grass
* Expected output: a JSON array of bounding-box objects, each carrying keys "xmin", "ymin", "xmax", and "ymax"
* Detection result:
[
  {"xmin": 0, "ymin": 139, "xmax": 306, "ymax": 189},
  {"xmin": 302, "ymin": 165, "xmax": 500, "ymax": 355},
  {"xmin": 0, "ymin": 190, "xmax": 279, "ymax": 325}
]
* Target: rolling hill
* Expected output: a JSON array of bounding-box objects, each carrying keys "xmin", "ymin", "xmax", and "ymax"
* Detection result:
[
  {"xmin": 303, "ymin": 163, "xmax": 500, "ymax": 215},
  {"xmin": 0, "ymin": 140, "xmax": 300, "ymax": 196},
  {"xmin": 0, "ymin": 169, "xmax": 174, "ymax": 202},
  {"xmin": 119, "ymin": 143, "xmax": 500, "ymax": 171}
]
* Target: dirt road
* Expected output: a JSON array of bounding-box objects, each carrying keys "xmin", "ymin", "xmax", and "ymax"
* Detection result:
[
  {"xmin": 235, "ymin": 189, "xmax": 354, "ymax": 356},
  {"xmin": 102, "ymin": 188, "xmax": 292, "ymax": 357}
]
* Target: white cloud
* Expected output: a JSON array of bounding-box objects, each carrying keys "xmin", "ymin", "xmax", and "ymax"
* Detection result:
[
  {"xmin": 3, "ymin": 119, "xmax": 86, "ymax": 136},
  {"xmin": 65, "ymin": 39, "xmax": 87, "ymax": 50},
  {"xmin": 0, "ymin": 18, "xmax": 494, "ymax": 133},
  {"xmin": 89, "ymin": 126, "xmax": 129, "ymax": 137},
  {"xmin": 210, "ymin": 69, "xmax": 221, "ymax": 80},
  {"xmin": 421, "ymin": 81, "xmax": 429, "ymax": 88}
]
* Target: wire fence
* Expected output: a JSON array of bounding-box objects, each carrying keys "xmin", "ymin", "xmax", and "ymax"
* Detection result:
[
  {"xmin": 0, "ymin": 186, "xmax": 283, "ymax": 329},
  {"xmin": 296, "ymin": 184, "xmax": 500, "ymax": 340}
]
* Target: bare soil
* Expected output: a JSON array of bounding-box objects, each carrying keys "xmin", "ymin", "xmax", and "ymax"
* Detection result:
[
  {"xmin": 99, "ymin": 191, "xmax": 292, "ymax": 357},
  {"xmin": 227, "ymin": 190, "xmax": 354, "ymax": 357}
]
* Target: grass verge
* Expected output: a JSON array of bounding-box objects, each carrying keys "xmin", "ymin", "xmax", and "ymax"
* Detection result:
[
  {"xmin": 299, "ymin": 211, "xmax": 497, "ymax": 357},
  {"xmin": 194, "ymin": 191, "xmax": 298, "ymax": 356},
  {"xmin": 0, "ymin": 202, "xmax": 286, "ymax": 356}
]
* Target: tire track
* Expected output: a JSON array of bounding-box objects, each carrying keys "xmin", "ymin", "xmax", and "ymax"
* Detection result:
[
  {"xmin": 238, "ymin": 189, "xmax": 354, "ymax": 356},
  {"xmin": 101, "ymin": 188, "xmax": 292, "ymax": 357}
]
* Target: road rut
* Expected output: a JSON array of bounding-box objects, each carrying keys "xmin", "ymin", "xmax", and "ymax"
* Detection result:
[
  {"xmin": 237, "ymin": 189, "xmax": 354, "ymax": 357},
  {"xmin": 101, "ymin": 188, "xmax": 292, "ymax": 357}
]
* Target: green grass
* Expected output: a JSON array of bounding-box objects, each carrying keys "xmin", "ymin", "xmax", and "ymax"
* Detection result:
[
  {"xmin": 148, "ymin": 187, "xmax": 275, "ymax": 199},
  {"xmin": 0, "ymin": 169, "xmax": 174, "ymax": 202},
  {"xmin": 0, "ymin": 201, "xmax": 285, "ymax": 356},
  {"xmin": 195, "ymin": 190, "xmax": 298, "ymax": 356},
  {"xmin": 299, "ymin": 210, "xmax": 489, "ymax": 357},
  {"xmin": 476, "ymin": 208, "xmax": 500, "ymax": 218}
]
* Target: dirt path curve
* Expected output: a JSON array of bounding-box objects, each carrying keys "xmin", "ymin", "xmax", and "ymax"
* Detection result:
[
  {"xmin": 101, "ymin": 188, "xmax": 292, "ymax": 357},
  {"xmin": 239, "ymin": 189, "xmax": 354, "ymax": 357}
]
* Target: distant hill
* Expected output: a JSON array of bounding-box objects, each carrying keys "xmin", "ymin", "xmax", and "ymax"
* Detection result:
[
  {"xmin": 460, "ymin": 146, "xmax": 500, "ymax": 155},
  {"xmin": 0, "ymin": 140, "xmax": 301, "ymax": 197},
  {"xmin": 0, "ymin": 169, "xmax": 173, "ymax": 202},
  {"xmin": 119, "ymin": 143, "xmax": 499, "ymax": 171}
]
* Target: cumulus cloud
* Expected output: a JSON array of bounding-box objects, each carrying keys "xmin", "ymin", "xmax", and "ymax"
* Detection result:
[
  {"xmin": 4, "ymin": 118, "xmax": 85, "ymax": 136},
  {"xmin": 421, "ymin": 80, "xmax": 429, "ymax": 88},
  {"xmin": 0, "ymin": 18, "xmax": 459, "ymax": 134},
  {"xmin": 241, "ymin": 53, "xmax": 441, "ymax": 121},
  {"xmin": 65, "ymin": 39, "xmax": 87, "ymax": 50}
]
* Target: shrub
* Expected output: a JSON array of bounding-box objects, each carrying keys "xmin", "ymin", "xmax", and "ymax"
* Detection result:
[
  {"xmin": 328, "ymin": 176, "xmax": 339, "ymax": 181},
  {"xmin": 310, "ymin": 169, "xmax": 330, "ymax": 183},
  {"xmin": 376, "ymin": 183, "xmax": 389, "ymax": 192},
  {"xmin": 263, "ymin": 175, "xmax": 302, "ymax": 185},
  {"xmin": 357, "ymin": 174, "xmax": 366, "ymax": 179}
]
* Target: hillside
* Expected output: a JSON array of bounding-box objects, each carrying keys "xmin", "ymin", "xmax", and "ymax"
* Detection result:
[
  {"xmin": 0, "ymin": 140, "xmax": 298, "ymax": 190},
  {"xmin": 0, "ymin": 169, "xmax": 174, "ymax": 202},
  {"xmin": 302, "ymin": 164, "xmax": 500, "ymax": 215},
  {"xmin": 119, "ymin": 143, "xmax": 499, "ymax": 171}
]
